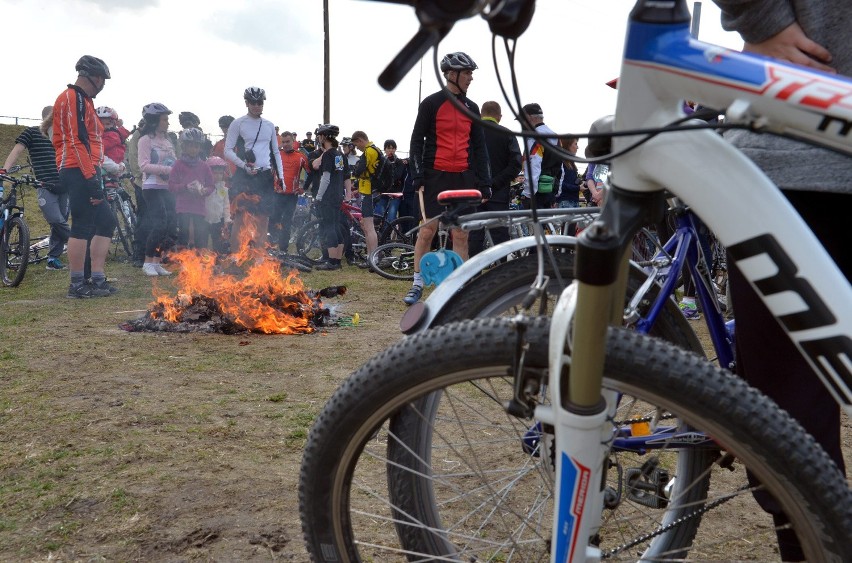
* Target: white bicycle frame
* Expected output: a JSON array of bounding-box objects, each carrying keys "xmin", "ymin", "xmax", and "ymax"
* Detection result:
[{"xmin": 543, "ymin": 2, "xmax": 852, "ymax": 561}]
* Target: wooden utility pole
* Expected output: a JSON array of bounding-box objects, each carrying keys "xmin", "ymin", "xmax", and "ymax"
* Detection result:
[{"xmin": 323, "ymin": 0, "xmax": 330, "ymax": 123}]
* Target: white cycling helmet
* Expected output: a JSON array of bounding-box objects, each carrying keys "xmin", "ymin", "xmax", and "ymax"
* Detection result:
[
  {"xmin": 96, "ymin": 106, "xmax": 116, "ymax": 119},
  {"xmin": 179, "ymin": 128, "xmax": 206, "ymax": 143},
  {"xmin": 142, "ymin": 102, "xmax": 172, "ymax": 117}
]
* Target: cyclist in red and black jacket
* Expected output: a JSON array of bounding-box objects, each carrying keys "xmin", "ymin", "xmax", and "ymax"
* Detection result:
[{"xmin": 405, "ymin": 51, "xmax": 491, "ymax": 305}]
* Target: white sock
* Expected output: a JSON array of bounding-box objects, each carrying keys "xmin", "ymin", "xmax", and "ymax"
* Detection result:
[
  {"xmin": 413, "ymin": 272, "xmax": 423, "ymax": 288},
  {"xmin": 681, "ymin": 296, "xmax": 696, "ymax": 306}
]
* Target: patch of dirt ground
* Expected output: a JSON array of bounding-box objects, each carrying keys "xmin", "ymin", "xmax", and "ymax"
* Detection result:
[{"xmin": 0, "ymin": 264, "xmax": 849, "ymax": 561}]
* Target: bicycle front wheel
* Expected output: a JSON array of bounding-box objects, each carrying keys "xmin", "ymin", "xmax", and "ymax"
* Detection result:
[
  {"xmin": 1, "ymin": 215, "xmax": 31, "ymax": 287},
  {"xmin": 299, "ymin": 318, "xmax": 852, "ymax": 562},
  {"xmin": 368, "ymin": 242, "xmax": 415, "ymax": 280}
]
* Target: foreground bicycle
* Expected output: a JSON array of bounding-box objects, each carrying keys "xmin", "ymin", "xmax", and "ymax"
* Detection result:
[{"xmin": 300, "ymin": 0, "xmax": 852, "ymax": 560}]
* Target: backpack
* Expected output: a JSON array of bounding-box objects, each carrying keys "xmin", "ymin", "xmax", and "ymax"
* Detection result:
[{"xmin": 368, "ymin": 145, "xmax": 394, "ymax": 194}]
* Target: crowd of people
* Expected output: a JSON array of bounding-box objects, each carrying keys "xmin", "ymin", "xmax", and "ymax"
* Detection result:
[{"xmin": 2, "ymin": 52, "xmax": 603, "ymax": 303}]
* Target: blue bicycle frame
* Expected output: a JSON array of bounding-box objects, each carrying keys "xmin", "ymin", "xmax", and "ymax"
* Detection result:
[{"xmin": 631, "ymin": 207, "xmax": 735, "ymax": 371}]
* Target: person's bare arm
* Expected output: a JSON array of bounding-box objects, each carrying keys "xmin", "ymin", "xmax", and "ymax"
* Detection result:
[
  {"xmin": 744, "ymin": 22, "xmax": 834, "ymax": 72},
  {"xmin": 3, "ymin": 143, "xmax": 26, "ymax": 171}
]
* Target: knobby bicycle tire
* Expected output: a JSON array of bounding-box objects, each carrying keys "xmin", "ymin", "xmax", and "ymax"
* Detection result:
[
  {"xmin": 299, "ymin": 318, "xmax": 852, "ymax": 562},
  {"xmin": 368, "ymin": 242, "xmax": 415, "ymax": 281},
  {"xmin": 1, "ymin": 215, "xmax": 30, "ymax": 287}
]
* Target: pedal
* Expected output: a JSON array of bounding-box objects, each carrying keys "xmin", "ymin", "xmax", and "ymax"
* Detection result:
[{"xmin": 625, "ymin": 465, "xmax": 670, "ymax": 509}]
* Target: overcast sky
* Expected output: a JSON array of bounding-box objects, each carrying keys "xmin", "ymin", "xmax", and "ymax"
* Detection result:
[{"xmin": 1, "ymin": 0, "xmax": 742, "ymax": 155}]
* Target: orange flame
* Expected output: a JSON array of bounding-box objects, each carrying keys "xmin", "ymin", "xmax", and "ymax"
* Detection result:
[{"xmin": 149, "ymin": 213, "xmax": 318, "ymax": 334}]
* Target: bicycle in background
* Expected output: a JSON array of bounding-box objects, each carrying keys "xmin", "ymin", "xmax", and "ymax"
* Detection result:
[
  {"xmin": 102, "ymin": 172, "xmax": 137, "ymax": 258},
  {"xmin": 0, "ymin": 165, "xmax": 41, "ymax": 287}
]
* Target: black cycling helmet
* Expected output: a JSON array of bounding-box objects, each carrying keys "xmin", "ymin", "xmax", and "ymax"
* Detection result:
[
  {"xmin": 179, "ymin": 128, "xmax": 206, "ymax": 143},
  {"xmin": 316, "ymin": 124, "xmax": 339, "ymax": 138},
  {"xmin": 384, "ymin": 139, "xmax": 397, "ymax": 149},
  {"xmin": 179, "ymin": 111, "xmax": 200, "ymax": 128},
  {"xmin": 76, "ymin": 55, "xmax": 111, "ymax": 79},
  {"xmin": 142, "ymin": 103, "xmax": 172, "ymax": 117},
  {"xmin": 244, "ymin": 86, "xmax": 266, "ymax": 103},
  {"xmin": 439, "ymin": 52, "xmax": 478, "ymax": 73},
  {"xmin": 218, "ymin": 115, "xmax": 235, "ymax": 128}
]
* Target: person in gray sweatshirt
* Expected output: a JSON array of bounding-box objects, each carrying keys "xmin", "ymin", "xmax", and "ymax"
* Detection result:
[{"xmin": 713, "ymin": 1, "xmax": 850, "ymax": 559}]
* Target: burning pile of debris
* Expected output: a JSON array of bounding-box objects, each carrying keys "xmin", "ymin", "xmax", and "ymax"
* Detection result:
[{"xmin": 123, "ymin": 217, "xmax": 345, "ymax": 335}]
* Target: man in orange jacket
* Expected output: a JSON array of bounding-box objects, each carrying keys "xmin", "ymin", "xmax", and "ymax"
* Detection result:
[{"xmin": 53, "ymin": 55, "xmax": 116, "ymax": 298}]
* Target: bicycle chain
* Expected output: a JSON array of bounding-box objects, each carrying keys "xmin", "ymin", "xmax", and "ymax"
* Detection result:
[{"xmin": 601, "ymin": 485, "xmax": 747, "ymax": 557}]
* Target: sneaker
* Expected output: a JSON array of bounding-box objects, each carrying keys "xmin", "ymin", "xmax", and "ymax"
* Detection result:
[
  {"xmin": 66, "ymin": 282, "xmax": 111, "ymax": 299},
  {"xmin": 142, "ymin": 263, "xmax": 160, "ymax": 276},
  {"xmin": 314, "ymin": 261, "xmax": 342, "ymax": 271},
  {"xmin": 154, "ymin": 263, "xmax": 173, "ymax": 276},
  {"xmin": 46, "ymin": 258, "xmax": 66, "ymax": 270},
  {"xmin": 679, "ymin": 301, "xmax": 701, "ymax": 320},
  {"xmin": 92, "ymin": 279, "xmax": 119, "ymax": 294},
  {"xmin": 403, "ymin": 285, "xmax": 423, "ymax": 306}
]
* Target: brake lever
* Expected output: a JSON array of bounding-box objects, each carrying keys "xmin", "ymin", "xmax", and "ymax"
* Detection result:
[{"xmin": 379, "ymin": 25, "xmax": 450, "ymax": 91}]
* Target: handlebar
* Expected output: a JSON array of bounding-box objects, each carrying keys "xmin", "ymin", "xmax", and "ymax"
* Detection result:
[{"xmin": 373, "ymin": 0, "xmax": 535, "ymax": 90}]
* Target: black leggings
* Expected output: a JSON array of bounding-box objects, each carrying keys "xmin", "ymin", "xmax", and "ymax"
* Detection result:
[{"xmin": 142, "ymin": 189, "xmax": 177, "ymax": 257}]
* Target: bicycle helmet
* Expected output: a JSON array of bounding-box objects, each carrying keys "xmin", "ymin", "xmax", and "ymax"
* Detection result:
[
  {"xmin": 179, "ymin": 111, "xmax": 200, "ymax": 128},
  {"xmin": 218, "ymin": 115, "xmax": 235, "ymax": 128},
  {"xmin": 142, "ymin": 103, "xmax": 172, "ymax": 117},
  {"xmin": 75, "ymin": 55, "xmax": 111, "ymax": 78},
  {"xmin": 316, "ymin": 124, "xmax": 339, "ymax": 139},
  {"xmin": 179, "ymin": 128, "xmax": 206, "ymax": 143},
  {"xmin": 206, "ymin": 156, "xmax": 228, "ymax": 168},
  {"xmin": 340, "ymin": 136, "xmax": 352, "ymax": 146},
  {"xmin": 585, "ymin": 115, "xmax": 614, "ymax": 159},
  {"xmin": 439, "ymin": 52, "xmax": 478, "ymax": 73},
  {"xmin": 96, "ymin": 106, "xmax": 116, "ymax": 119},
  {"xmin": 243, "ymin": 87, "xmax": 266, "ymax": 103}
]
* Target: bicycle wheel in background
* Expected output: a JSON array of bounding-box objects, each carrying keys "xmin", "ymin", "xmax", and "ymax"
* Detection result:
[
  {"xmin": 295, "ymin": 219, "xmax": 325, "ymax": 265},
  {"xmin": 368, "ymin": 242, "xmax": 415, "ymax": 280},
  {"xmin": 1, "ymin": 216, "xmax": 31, "ymax": 287},
  {"xmin": 299, "ymin": 317, "xmax": 852, "ymax": 562},
  {"xmin": 111, "ymin": 199, "xmax": 134, "ymax": 257},
  {"xmin": 378, "ymin": 215, "xmax": 417, "ymax": 246}
]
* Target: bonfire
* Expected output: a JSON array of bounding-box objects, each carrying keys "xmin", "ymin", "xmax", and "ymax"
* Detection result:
[{"xmin": 125, "ymin": 214, "xmax": 340, "ymax": 334}]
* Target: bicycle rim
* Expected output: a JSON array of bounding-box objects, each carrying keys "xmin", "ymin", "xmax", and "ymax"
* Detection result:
[
  {"xmin": 369, "ymin": 242, "xmax": 415, "ymax": 280},
  {"xmin": 1, "ymin": 216, "xmax": 30, "ymax": 287},
  {"xmin": 300, "ymin": 318, "xmax": 852, "ymax": 562}
]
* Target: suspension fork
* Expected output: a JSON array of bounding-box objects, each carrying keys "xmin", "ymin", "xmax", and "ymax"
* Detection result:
[{"xmin": 544, "ymin": 187, "xmax": 665, "ymax": 562}]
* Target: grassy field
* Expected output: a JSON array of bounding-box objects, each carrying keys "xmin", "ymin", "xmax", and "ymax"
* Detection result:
[{"xmin": 1, "ymin": 121, "xmax": 414, "ymax": 558}]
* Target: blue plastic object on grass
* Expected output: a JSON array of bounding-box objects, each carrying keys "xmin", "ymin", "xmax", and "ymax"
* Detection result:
[{"xmin": 420, "ymin": 249, "xmax": 464, "ymax": 286}]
